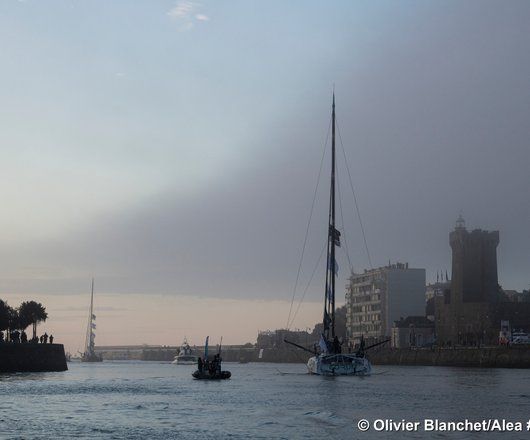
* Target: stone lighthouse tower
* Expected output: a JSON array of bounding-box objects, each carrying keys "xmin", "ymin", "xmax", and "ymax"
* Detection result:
[
  {"xmin": 449, "ymin": 215, "xmax": 499, "ymax": 304},
  {"xmin": 435, "ymin": 216, "xmax": 501, "ymax": 345}
]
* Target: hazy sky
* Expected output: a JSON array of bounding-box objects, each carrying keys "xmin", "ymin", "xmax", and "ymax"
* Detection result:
[{"xmin": 1, "ymin": 1, "xmax": 529, "ymax": 352}]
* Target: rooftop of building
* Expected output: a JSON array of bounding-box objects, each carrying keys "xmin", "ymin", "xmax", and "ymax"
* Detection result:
[
  {"xmin": 503, "ymin": 289, "xmax": 530, "ymax": 302},
  {"xmin": 350, "ymin": 261, "xmax": 425, "ymax": 279},
  {"xmin": 426, "ymin": 280, "xmax": 451, "ymax": 289},
  {"xmin": 452, "ymin": 215, "xmax": 499, "ymax": 236}
]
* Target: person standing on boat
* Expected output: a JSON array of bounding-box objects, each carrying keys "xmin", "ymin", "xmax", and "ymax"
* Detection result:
[
  {"xmin": 333, "ymin": 336, "xmax": 341, "ymax": 354},
  {"xmin": 197, "ymin": 357, "xmax": 203, "ymax": 373},
  {"xmin": 211, "ymin": 353, "xmax": 220, "ymax": 375},
  {"xmin": 215, "ymin": 354, "xmax": 222, "ymax": 375}
]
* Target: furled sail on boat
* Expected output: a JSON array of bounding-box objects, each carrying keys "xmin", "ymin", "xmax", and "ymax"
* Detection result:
[{"xmin": 81, "ymin": 278, "xmax": 103, "ymax": 363}]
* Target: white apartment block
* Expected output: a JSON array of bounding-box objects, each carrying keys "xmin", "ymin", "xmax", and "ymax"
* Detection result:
[{"xmin": 345, "ymin": 262, "xmax": 426, "ymax": 345}]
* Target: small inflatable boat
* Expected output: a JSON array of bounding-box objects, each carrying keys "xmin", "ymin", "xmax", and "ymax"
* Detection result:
[{"xmin": 192, "ymin": 370, "xmax": 231, "ymax": 380}]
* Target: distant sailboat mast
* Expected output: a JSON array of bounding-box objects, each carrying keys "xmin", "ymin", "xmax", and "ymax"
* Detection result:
[
  {"xmin": 85, "ymin": 278, "xmax": 96, "ymax": 355},
  {"xmin": 81, "ymin": 278, "xmax": 102, "ymax": 362}
]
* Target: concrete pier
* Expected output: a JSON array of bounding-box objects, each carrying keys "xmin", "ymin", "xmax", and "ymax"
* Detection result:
[
  {"xmin": 368, "ymin": 346, "xmax": 530, "ymax": 368},
  {"xmin": 0, "ymin": 343, "xmax": 68, "ymax": 373},
  {"xmin": 95, "ymin": 344, "xmax": 530, "ymax": 368},
  {"xmin": 222, "ymin": 346, "xmax": 530, "ymax": 368}
]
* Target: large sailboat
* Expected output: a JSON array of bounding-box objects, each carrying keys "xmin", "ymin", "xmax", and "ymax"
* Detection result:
[
  {"xmin": 81, "ymin": 278, "xmax": 103, "ymax": 362},
  {"xmin": 302, "ymin": 94, "xmax": 372, "ymax": 376}
]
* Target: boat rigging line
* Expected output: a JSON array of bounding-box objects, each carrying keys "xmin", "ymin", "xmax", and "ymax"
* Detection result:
[
  {"xmin": 286, "ymin": 100, "xmax": 374, "ymax": 332},
  {"xmin": 287, "ymin": 239, "xmax": 327, "ymax": 330},
  {"xmin": 336, "ymin": 165, "xmax": 353, "ymax": 274},
  {"xmin": 336, "ymin": 118, "xmax": 373, "ymax": 269},
  {"xmin": 283, "ymin": 339, "xmax": 317, "ymax": 355},
  {"xmin": 286, "ymin": 116, "xmax": 332, "ymax": 330}
]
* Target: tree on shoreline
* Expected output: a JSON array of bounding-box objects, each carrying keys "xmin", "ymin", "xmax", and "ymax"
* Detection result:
[
  {"xmin": 0, "ymin": 300, "xmax": 22, "ymax": 341},
  {"xmin": 0, "ymin": 300, "xmax": 11, "ymax": 332},
  {"xmin": 8, "ymin": 307, "xmax": 20, "ymax": 333},
  {"xmin": 18, "ymin": 301, "xmax": 48, "ymax": 340}
]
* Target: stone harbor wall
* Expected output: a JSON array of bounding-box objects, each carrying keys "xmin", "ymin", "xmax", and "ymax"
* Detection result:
[
  {"xmin": 368, "ymin": 346, "xmax": 530, "ymax": 368},
  {"xmin": 223, "ymin": 346, "xmax": 530, "ymax": 368},
  {"xmin": 0, "ymin": 343, "xmax": 68, "ymax": 372},
  {"xmin": 97, "ymin": 344, "xmax": 530, "ymax": 368},
  {"xmin": 221, "ymin": 347, "xmax": 306, "ymax": 363}
]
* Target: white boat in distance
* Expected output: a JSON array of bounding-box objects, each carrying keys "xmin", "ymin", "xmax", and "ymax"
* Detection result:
[{"xmin": 172, "ymin": 338, "xmax": 198, "ymax": 365}]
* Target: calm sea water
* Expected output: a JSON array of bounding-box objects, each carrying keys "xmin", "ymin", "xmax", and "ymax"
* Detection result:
[{"xmin": 0, "ymin": 361, "xmax": 529, "ymax": 439}]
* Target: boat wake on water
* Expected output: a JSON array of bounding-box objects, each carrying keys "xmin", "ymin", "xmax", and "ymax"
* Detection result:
[{"xmin": 274, "ymin": 369, "xmax": 307, "ymax": 376}]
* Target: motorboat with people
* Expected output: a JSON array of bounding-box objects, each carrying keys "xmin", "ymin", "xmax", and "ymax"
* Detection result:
[
  {"xmin": 172, "ymin": 338, "xmax": 198, "ymax": 365},
  {"xmin": 192, "ymin": 336, "xmax": 231, "ymax": 380}
]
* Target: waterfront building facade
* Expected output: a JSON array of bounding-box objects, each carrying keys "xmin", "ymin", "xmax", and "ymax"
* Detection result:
[
  {"xmin": 345, "ymin": 262, "xmax": 426, "ymax": 346},
  {"xmin": 256, "ymin": 329, "xmax": 311, "ymax": 349},
  {"xmin": 391, "ymin": 316, "xmax": 435, "ymax": 348},
  {"xmin": 426, "ymin": 280, "xmax": 451, "ymax": 321}
]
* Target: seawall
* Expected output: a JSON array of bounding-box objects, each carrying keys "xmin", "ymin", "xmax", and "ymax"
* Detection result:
[
  {"xmin": 223, "ymin": 346, "xmax": 530, "ymax": 368},
  {"xmin": 222, "ymin": 347, "xmax": 307, "ymax": 363},
  {"xmin": 97, "ymin": 344, "xmax": 530, "ymax": 368},
  {"xmin": 0, "ymin": 343, "xmax": 68, "ymax": 373},
  {"xmin": 368, "ymin": 346, "xmax": 530, "ymax": 368}
]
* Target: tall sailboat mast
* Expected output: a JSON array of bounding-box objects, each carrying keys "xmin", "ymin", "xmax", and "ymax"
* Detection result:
[
  {"xmin": 323, "ymin": 93, "xmax": 337, "ymax": 341},
  {"xmin": 330, "ymin": 93, "xmax": 336, "ymax": 339}
]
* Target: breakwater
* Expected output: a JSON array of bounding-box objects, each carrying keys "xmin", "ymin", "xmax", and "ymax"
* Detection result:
[
  {"xmin": 0, "ymin": 343, "xmax": 68, "ymax": 372},
  {"xmin": 216, "ymin": 346, "xmax": 530, "ymax": 368},
  {"xmin": 223, "ymin": 347, "xmax": 307, "ymax": 363},
  {"xmin": 368, "ymin": 346, "xmax": 530, "ymax": 368},
  {"xmin": 97, "ymin": 344, "xmax": 530, "ymax": 368}
]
